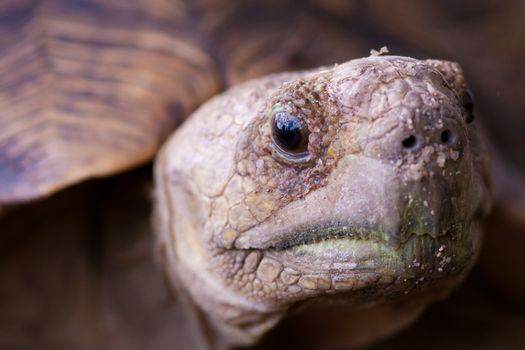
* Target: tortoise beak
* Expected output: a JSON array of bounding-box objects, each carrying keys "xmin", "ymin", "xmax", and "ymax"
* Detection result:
[
  {"xmin": 234, "ymin": 155, "xmax": 401, "ymax": 250},
  {"xmin": 235, "ymin": 151, "xmax": 480, "ymax": 253}
]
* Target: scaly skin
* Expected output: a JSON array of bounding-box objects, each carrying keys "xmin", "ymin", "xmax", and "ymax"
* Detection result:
[{"xmin": 154, "ymin": 55, "xmax": 491, "ymax": 349}]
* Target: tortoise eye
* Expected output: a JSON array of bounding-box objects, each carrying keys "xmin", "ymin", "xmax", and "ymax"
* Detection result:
[
  {"xmin": 271, "ymin": 111, "xmax": 309, "ymax": 155},
  {"xmin": 463, "ymin": 89, "xmax": 475, "ymax": 123}
]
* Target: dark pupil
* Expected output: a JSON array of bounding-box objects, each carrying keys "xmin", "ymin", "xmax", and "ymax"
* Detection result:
[
  {"xmin": 274, "ymin": 112, "xmax": 303, "ymax": 150},
  {"xmin": 463, "ymin": 89, "xmax": 475, "ymax": 123}
]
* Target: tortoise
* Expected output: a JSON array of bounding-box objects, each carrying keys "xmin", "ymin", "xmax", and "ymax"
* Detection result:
[{"xmin": 1, "ymin": 1, "xmax": 525, "ymax": 349}]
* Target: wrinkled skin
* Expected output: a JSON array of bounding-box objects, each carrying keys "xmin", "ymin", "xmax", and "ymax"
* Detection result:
[{"xmin": 154, "ymin": 55, "xmax": 491, "ymax": 348}]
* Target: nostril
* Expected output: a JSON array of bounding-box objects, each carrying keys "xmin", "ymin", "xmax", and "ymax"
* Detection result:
[
  {"xmin": 440, "ymin": 129, "xmax": 457, "ymax": 146},
  {"xmin": 402, "ymin": 135, "xmax": 419, "ymax": 150}
]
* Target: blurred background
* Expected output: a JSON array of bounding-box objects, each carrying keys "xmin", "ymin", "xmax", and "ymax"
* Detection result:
[{"xmin": 0, "ymin": 0, "xmax": 524, "ymax": 349}]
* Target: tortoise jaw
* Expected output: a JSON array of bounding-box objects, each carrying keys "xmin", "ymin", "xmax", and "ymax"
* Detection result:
[
  {"xmin": 235, "ymin": 216, "xmax": 459, "ymax": 252},
  {"xmin": 264, "ymin": 225, "xmax": 462, "ymax": 271},
  {"xmin": 267, "ymin": 220, "xmax": 466, "ymax": 253},
  {"xmin": 260, "ymin": 229, "xmax": 478, "ymax": 296}
]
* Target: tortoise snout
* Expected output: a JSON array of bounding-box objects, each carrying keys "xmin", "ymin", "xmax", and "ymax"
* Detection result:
[
  {"xmin": 400, "ymin": 124, "xmax": 463, "ymax": 153},
  {"xmin": 364, "ymin": 115, "xmax": 466, "ymax": 166}
]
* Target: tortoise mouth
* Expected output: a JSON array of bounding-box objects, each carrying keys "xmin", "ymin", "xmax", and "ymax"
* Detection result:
[
  {"xmin": 246, "ymin": 209, "xmax": 482, "ymax": 277},
  {"xmin": 268, "ymin": 224, "xmax": 391, "ymax": 251},
  {"xmin": 235, "ymin": 199, "xmax": 486, "ymax": 257},
  {"xmin": 262, "ymin": 224, "xmax": 465, "ymax": 273},
  {"xmin": 237, "ymin": 218, "xmax": 459, "ymax": 251}
]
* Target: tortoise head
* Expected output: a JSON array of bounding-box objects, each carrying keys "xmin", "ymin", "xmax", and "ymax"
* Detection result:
[{"xmin": 154, "ymin": 56, "xmax": 491, "ymax": 347}]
